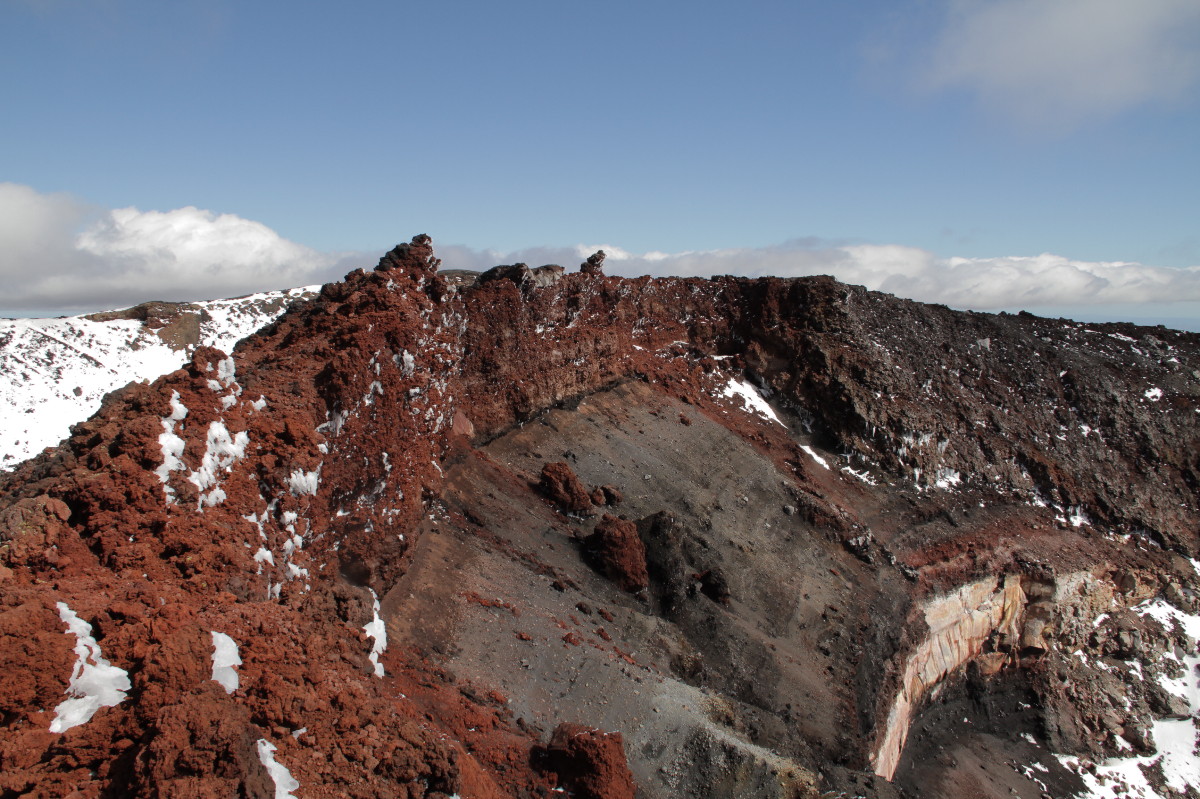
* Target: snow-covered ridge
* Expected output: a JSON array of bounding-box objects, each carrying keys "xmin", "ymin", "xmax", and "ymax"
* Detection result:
[{"xmin": 1, "ymin": 286, "xmax": 317, "ymax": 471}]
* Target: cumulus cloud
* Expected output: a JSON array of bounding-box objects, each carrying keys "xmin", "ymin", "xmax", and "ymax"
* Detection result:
[
  {"xmin": 0, "ymin": 183, "xmax": 353, "ymax": 316},
  {"xmin": 438, "ymin": 239, "xmax": 1200, "ymax": 314},
  {"xmin": 917, "ymin": 0, "xmax": 1200, "ymax": 130}
]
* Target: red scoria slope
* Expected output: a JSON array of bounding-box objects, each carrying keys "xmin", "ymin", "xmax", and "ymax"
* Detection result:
[{"xmin": 1, "ymin": 236, "xmax": 1198, "ymax": 798}]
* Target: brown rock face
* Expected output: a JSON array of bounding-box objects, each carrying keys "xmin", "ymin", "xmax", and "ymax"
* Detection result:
[
  {"xmin": 537, "ymin": 723, "xmax": 636, "ymax": 799},
  {"xmin": 1, "ymin": 235, "xmax": 1198, "ymax": 799},
  {"xmin": 582, "ymin": 514, "xmax": 650, "ymax": 594},
  {"xmin": 538, "ymin": 461, "xmax": 595, "ymax": 515}
]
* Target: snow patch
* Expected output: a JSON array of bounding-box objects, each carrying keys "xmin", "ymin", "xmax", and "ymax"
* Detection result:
[
  {"xmin": 216, "ymin": 356, "xmax": 236, "ymax": 386},
  {"xmin": 187, "ymin": 421, "xmax": 250, "ymax": 509},
  {"xmin": 1145, "ymin": 387, "xmax": 1163, "ymax": 402},
  {"xmin": 363, "ymin": 588, "xmax": 387, "ymax": 677},
  {"xmin": 842, "ymin": 466, "xmax": 877, "ymax": 485},
  {"xmin": 800, "ymin": 445, "xmax": 829, "ymax": 469},
  {"xmin": 934, "ymin": 468, "xmax": 961, "ymax": 490},
  {"xmin": 287, "ymin": 466, "xmax": 320, "ymax": 496},
  {"xmin": 168, "ymin": 391, "xmax": 188, "ymax": 421},
  {"xmin": 49, "ymin": 602, "xmax": 131, "ymax": 733},
  {"xmin": 256, "ymin": 739, "xmax": 300, "ymax": 799},
  {"xmin": 720, "ymin": 377, "xmax": 784, "ymax": 425},
  {"xmin": 210, "ymin": 631, "xmax": 241, "ymax": 694},
  {"xmin": 155, "ymin": 392, "xmax": 189, "ymax": 501}
]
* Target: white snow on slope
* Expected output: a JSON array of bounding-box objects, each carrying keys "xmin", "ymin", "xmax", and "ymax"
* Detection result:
[
  {"xmin": 49, "ymin": 602, "xmax": 131, "ymax": 733},
  {"xmin": 155, "ymin": 391, "xmax": 189, "ymax": 501},
  {"xmin": 0, "ymin": 286, "xmax": 316, "ymax": 472},
  {"xmin": 187, "ymin": 421, "xmax": 250, "ymax": 509},
  {"xmin": 256, "ymin": 739, "xmax": 300, "ymax": 799},
  {"xmin": 720, "ymin": 377, "xmax": 784, "ymax": 426},
  {"xmin": 287, "ymin": 466, "xmax": 321, "ymax": 497},
  {"xmin": 364, "ymin": 588, "xmax": 387, "ymax": 677},
  {"xmin": 1056, "ymin": 600, "xmax": 1200, "ymax": 798},
  {"xmin": 800, "ymin": 445, "xmax": 829, "ymax": 469},
  {"xmin": 210, "ymin": 631, "xmax": 242, "ymax": 694}
]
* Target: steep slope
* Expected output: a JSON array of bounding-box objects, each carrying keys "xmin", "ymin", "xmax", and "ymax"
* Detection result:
[
  {"xmin": 0, "ymin": 287, "xmax": 318, "ymax": 471},
  {"xmin": 0, "ymin": 237, "xmax": 1197, "ymax": 798}
]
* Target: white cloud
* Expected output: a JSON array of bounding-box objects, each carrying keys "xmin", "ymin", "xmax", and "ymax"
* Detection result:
[
  {"xmin": 918, "ymin": 0, "xmax": 1200, "ymax": 130},
  {"xmin": 0, "ymin": 183, "xmax": 92, "ymax": 274},
  {"xmin": 439, "ymin": 240, "xmax": 1200, "ymax": 315},
  {"xmin": 0, "ymin": 183, "xmax": 352, "ymax": 316},
  {"xmin": 5, "ymin": 183, "xmax": 1198, "ymax": 329}
]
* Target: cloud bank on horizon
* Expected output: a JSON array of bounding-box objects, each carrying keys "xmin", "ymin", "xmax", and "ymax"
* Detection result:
[
  {"xmin": 0, "ymin": 183, "xmax": 354, "ymax": 315},
  {"xmin": 3, "ymin": 183, "xmax": 1199, "ymax": 327}
]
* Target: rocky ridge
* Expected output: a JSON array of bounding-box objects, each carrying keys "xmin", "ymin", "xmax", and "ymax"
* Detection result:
[
  {"xmin": 0, "ymin": 286, "xmax": 319, "ymax": 470},
  {"xmin": 0, "ymin": 236, "xmax": 1198, "ymax": 798}
]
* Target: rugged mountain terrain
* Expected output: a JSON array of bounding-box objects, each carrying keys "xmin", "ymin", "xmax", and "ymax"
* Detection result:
[
  {"xmin": 1, "ymin": 236, "xmax": 1198, "ymax": 799},
  {"xmin": 0, "ymin": 287, "xmax": 318, "ymax": 471}
]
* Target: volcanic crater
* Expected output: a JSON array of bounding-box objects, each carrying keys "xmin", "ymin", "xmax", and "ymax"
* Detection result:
[{"xmin": 2, "ymin": 236, "xmax": 1198, "ymax": 799}]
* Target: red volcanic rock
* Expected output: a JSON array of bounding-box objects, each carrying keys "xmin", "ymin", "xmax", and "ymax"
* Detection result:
[
  {"xmin": 583, "ymin": 515, "xmax": 649, "ymax": 594},
  {"xmin": 590, "ymin": 484, "xmax": 623, "ymax": 506},
  {"xmin": 538, "ymin": 723, "xmax": 635, "ymax": 799},
  {"xmin": 0, "ymin": 496, "xmax": 73, "ymax": 572},
  {"xmin": 451, "ymin": 409, "xmax": 475, "ymax": 438},
  {"xmin": 373, "ymin": 233, "xmax": 440, "ymax": 273},
  {"xmin": 538, "ymin": 461, "xmax": 594, "ymax": 515},
  {"xmin": 599, "ymin": 484, "xmax": 623, "ymax": 505}
]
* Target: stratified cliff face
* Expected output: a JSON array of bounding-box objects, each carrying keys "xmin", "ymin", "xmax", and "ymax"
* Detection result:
[{"xmin": 1, "ymin": 236, "xmax": 1197, "ymax": 799}]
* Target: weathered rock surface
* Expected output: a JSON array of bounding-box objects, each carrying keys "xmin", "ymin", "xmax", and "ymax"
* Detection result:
[
  {"xmin": 1, "ymin": 235, "xmax": 1198, "ymax": 798},
  {"xmin": 535, "ymin": 723, "xmax": 636, "ymax": 799},
  {"xmin": 537, "ymin": 461, "xmax": 595, "ymax": 515},
  {"xmin": 582, "ymin": 514, "xmax": 649, "ymax": 594}
]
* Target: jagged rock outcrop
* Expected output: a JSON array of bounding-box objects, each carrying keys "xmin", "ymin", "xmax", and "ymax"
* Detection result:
[
  {"xmin": 538, "ymin": 461, "xmax": 595, "ymax": 515},
  {"xmin": 873, "ymin": 574, "xmax": 1027, "ymax": 780},
  {"xmin": 1, "ymin": 235, "xmax": 1198, "ymax": 798},
  {"xmin": 582, "ymin": 514, "xmax": 649, "ymax": 594},
  {"xmin": 535, "ymin": 723, "xmax": 636, "ymax": 799}
]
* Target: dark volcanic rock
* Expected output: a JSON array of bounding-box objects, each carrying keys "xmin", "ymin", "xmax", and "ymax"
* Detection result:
[
  {"xmin": 478, "ymin": 262, "xmax": 565, "ymax": 290},
  {"xmin": 580, "ymin": 250, "xmax": 606, "ymax": 275}
]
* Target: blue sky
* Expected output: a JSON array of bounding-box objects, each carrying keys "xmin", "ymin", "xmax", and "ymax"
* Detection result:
[{"xmin": 3, "ymin": 1, "xmax": 1200, "ymax": 329}]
